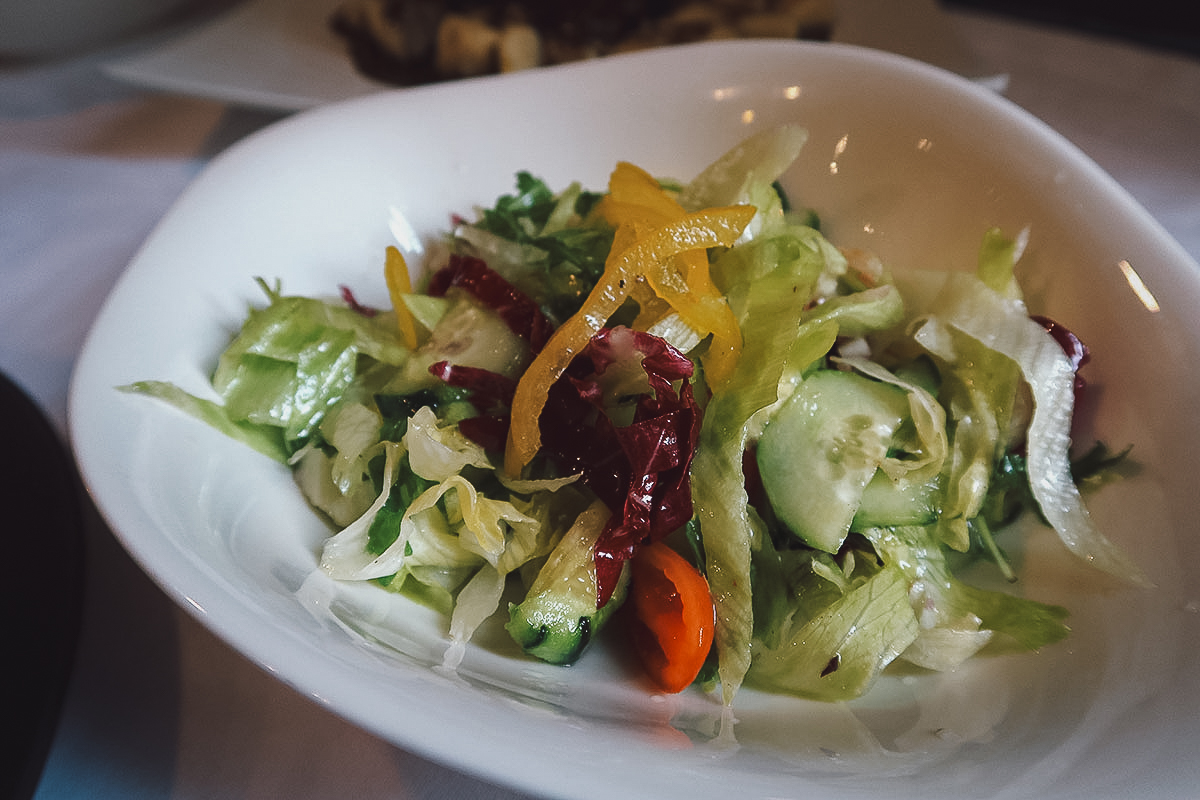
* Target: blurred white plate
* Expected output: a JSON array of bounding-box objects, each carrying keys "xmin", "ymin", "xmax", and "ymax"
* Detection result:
[
  {"xmin": 101, "ymin": 0, "xmax": 1003, "ymax": 112},
  {"xmin": 71, "ymin": 40, "xmax": 1200, "ymax": 800}
]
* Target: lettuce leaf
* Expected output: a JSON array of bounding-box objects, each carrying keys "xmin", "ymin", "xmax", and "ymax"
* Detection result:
[
  {"xmin": 122, "ymin": 279, "xmax": 411, "ymax": 458},
  {"xmin": 864, "ymin": 525, "xmax": 1069, "ymax": 661},
  {"xmin": 118, "ymin": 379, "xmax": 288, "ymax": 462},
  {"xmin": 457, "ymin": 172, "xmax": 615, "ymax": 325},
  {"xmin": 693, "ymin": 310, "xmax": 839, "ymax": 704},
  {"xmin": 914, "ymin": 272, "xmax": 1147, "ymax": 585},
  {"xmin": 746, "ymin": 561, "xmax": 919, "ymax": 702}
]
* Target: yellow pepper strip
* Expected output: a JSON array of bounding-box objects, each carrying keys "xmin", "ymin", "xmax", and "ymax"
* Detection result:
[
  {"xmin": 504, "ymin": 204, "xmax": 755, "ymax": 476},
  {"xmin": 604, "ymin": 161, "xmax": 683, "ymax": 222},
  {"xmin": 607, "ymin": 218, "xmax": 676, "ymax": 332},
  {"xmin": 601, "ymin": 189, "xmax": 687, "ymax": 332},
  {"xmin": 599, "ymin": 161, "xmax": 744, "ymax": 388},
  {"xmin": 384, "ymin": 246, "xmax": 419, "ymax": 350},
  {"xmin": 602, "ymin": 162, "xmax": 723, "ymax": 292},
  {"xmin": 630, "ymin": 280, "xmax": 673, "ymax": 331}
]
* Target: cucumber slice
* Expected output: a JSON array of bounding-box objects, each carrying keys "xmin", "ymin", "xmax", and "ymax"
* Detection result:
[
  {"xmin": 853, "ymin": 470, "xmax": 941, "ymax": 529},
  {"xmin": 756, "ymin": 369, "xmax": 909, "ymax": 552},
  {"xmin": 505, "ymin": 503, "xmax": 628, "ymax": 665}
]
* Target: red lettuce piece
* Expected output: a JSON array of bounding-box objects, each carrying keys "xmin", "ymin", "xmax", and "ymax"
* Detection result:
[
  {"xmin": 539, "ymin": 327, "xmax": 702, "ymax": 606},
  {"xmin": 338, "ymin": 285, "xmax": 379, "ymax": 317},
  {"xmin": 456, "ymin": 415, "xmax": 510, "ymax": 453},
  {"xmin": 428, "ymin": 360, "xmax": 516, "ymax": 452},
  {"xmin": 424, "ymin": 254, "xmax": 547, "ymax": 451},
  {"xmin": 429, "ymin": 360, "xmax": 517, "ymax": 412},
  {"xmin": 427, "ymin": 254, "xmax": 553, "ymax": 352}
]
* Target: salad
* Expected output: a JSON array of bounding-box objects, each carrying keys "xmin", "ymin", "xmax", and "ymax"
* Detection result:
[{"xmin": 126, "ymin": 125, "xmax": 1142, "ymax": 706}]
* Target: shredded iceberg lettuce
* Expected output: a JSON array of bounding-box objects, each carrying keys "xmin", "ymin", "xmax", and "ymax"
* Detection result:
[{"xmin": 913, "ymin": 273, "xmax": 1148, "ymax": 585}]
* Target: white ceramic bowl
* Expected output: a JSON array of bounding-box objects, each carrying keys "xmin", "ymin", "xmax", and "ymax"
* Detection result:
[{"xmin": 69, "ymin": 40, "xmax": 1200, "ymax": 800}]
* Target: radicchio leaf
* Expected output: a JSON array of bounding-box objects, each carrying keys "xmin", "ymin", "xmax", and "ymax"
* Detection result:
[
  {"xmin": 427, "ymin": 360, "xmax": 516, "ymax": 452},
  {"xmin": 427, "ymin": 254, "xmax": 553, "ymax": 351},
  {"xmin": 339, "ymin": 285, "xmax": 379, "ymax": 317},
  {"xmin": 539, "ymin": 326, "xmax": 702, "ymax": 606}
]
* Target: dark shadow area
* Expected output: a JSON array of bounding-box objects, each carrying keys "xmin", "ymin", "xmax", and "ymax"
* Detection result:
[
  {"xmin": 30, "ymin": 497, "xmax": 183, "ymax": 799},
  {"xmin": 946, "ymin": 0, "xmax": 1200, "ymax": 58},
  {"xmin": 0, "ymin": 372, "xmax": 87, "ymax": 800}
]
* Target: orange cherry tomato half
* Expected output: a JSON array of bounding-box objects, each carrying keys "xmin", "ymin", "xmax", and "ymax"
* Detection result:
[{"xmin": 628, "ymin": 541, "xmax": 715, "ymax": 694}]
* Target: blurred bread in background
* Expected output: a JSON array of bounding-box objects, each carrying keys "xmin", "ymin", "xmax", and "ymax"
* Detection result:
[{"xmin": 329, "ymin": 0, "xmax": 835, "ymax": 84}]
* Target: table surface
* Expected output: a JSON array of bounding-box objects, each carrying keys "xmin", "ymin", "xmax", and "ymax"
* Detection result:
[{"xmin": 3, "ymin": 5, "xmax": 1198, "ymax": 799}]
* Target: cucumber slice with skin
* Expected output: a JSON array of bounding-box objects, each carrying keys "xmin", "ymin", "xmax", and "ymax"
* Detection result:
[
  {"xmin": 757, "ymin": 369, "xmax": 910, "ymax": 552},
  {"xmin": 505, "ymin": 502, "xmax": 628, "ymax": 665},
  {"xmin": 506, "ymin": 571, "xmax": 627, "ymax": 665}
]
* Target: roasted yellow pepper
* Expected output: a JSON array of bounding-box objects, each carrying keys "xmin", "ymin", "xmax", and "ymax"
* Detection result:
[
  {"xmin": 599, "ymin": 162, "xmax": 744, "ymax": 385},
  {"xmin": 384, "ymin": 245, "xmax": 419, "ymax": 350},
  {"xmin": 503, "ymin": 191, "xmax": 754, "ymax": 476}
]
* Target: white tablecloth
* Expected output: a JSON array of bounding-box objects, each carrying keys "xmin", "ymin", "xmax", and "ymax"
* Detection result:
[{"xmin": 3, "ymin": 7, "xmax": 1197, "ymax": 800}]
